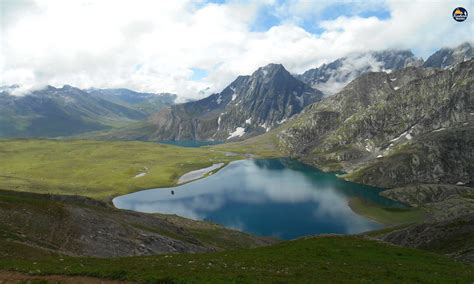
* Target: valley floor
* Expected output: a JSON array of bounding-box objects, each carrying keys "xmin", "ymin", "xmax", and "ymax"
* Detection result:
[
  {"xmin": 0, "ymin": 139, "xmax": 248, "ymax": 199},
  {"xmin": 0, "ymin": 139, "xmax": 472, "ymax": 282}
]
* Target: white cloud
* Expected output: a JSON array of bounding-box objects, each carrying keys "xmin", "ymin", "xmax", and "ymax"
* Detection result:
[{"xmin": 1, "ymin": 0, "xmax": 472, "ymax": 101}]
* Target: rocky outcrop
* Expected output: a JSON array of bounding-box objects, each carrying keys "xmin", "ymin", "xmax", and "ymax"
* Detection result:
[
  {"xmin": 346, "ymin": 127, "xmax": 473, "ymax": 187},
  {"xmin": 279, "ymin": 59, "xmax": 474, "ymax": 187},
  {"xmin": 380, "ymin": 184, "xmax": 474, "ymax": 221},
  {"xmin": 380, "ymin": 184, "xmax": 473, "ymax": 208},
  {"xmin": 377, "ymin": 214, "xmax": 474, "ymax": 262},
  {"xmin": 372, "ymin": 184, "xmax": 474, "ymax": 262}
]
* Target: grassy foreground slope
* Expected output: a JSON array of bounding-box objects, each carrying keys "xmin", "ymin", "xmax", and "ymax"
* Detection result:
[
  {"xmin": 1, "ymin": 235, "xmax": 472, "ymax": 283},
  {"xmin": 0, "ymin": 189, "xmax": 274, "ymax": 258},
  {"xmin": 0, "ymin": 139, "xmax": 243, "ymax": 199}
]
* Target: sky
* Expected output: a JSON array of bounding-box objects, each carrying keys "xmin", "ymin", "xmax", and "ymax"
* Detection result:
[{"xmin": 1, "ymin": 0, "xmax": 473, "ymax": 100}]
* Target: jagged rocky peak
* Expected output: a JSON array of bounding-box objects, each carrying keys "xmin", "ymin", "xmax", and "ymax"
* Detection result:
[
  {"xmin": 216, "ymin": 63, "xmax": 323, "ymax": 138},
  {"xmin": 423, "ymin": 42, "xmax": 473, "ymax": 68},
  {"xmin": 254, "ymin": 63, "xmax": 288, "ymax": 78},
  {"xmin": 297, "ymin": 49, "xmax": 423, "ymax": 95},
  {"xmin": 138, "ymin": 63, "xmax": 323, "ymax": 141}
]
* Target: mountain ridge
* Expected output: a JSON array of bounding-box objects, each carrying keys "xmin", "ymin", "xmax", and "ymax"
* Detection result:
[
  {"xmin": 100, "ymin": 63, "xmax": 324, "ymax": 141},
  {"xmin": 0, "ymin": 85, "xmax": 176, "ymax": 138},
  {"xmin": 278, "ymin": 59, "xmax": 473, "ymax": 188}
]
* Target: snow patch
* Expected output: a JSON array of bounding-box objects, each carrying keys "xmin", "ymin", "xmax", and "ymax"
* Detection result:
[
  {"xmin": 393, "ymin": 86, "xmax": 400, "ymax": 90},
  {"xmin": 277, "ymin": 118, "xmax": 287, "ymax": 124},
  {"xmin": 216, "ymin": 96, "xmax": 222, "ymax": 104},
  {"xmin": 232, "ymin": 94, "xmax": 237, "ymax": 101},
  {"xmin": 433, "ymin": 128, "xmax": 445, "ymax": 132},
  {"xmin": 376, "ymin": 154, "xmax": 383, "ymax": 158},
  {"xmin": 260, "ymin": 123, "xmax": 271, "ymax": 132},
  {"xmin": 390, "ymin": 126, "xmax": 415, "ymax": 143},
  {"xmin": 134, "ymin": 172, "xmax": 147, "ymax": 178},
  {"xmin": 245, "ymin": 118, "xmax": 252, "ymax": 124},
  {"xmin": 227, "ymin": 127, "xmax": 246, "ymax": 139}
]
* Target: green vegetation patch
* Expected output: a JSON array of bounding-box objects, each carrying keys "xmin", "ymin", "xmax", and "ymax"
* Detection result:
[
  {"xmin": 0, "ymin": 236, "xmax": 472, "ymax": 283},
  {"xmin": 348, "ymin": 197, "xmax": 426, "ymax": 225},
  {"xmin": 0, "ymin": 139, "xmax": 244, "ymax": 199}
]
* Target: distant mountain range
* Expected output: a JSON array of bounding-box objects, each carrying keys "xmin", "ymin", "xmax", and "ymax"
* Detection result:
[
  {"xmin": 1, "ymin": 42, "xmax": 471, "ymax": 140},
  {"xmin": 0, "ymin": 85, "xmax": 176, "ymax": 138},
  {"xmin": 295, "ymin": 42, "xmax": 473, "ymax": 96},
  {"xmin": 95, "ymin": 42, "xmax": 472, "ymax": 142},
  {"xmin": 296, "ymin": 50, "xmax": 423, "ymax": 95}
]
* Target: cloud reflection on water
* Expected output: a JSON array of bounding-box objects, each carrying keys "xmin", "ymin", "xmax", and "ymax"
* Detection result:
[{"xmin": 114, "ymin": 159, "xmax": 384, "ymax": 239}]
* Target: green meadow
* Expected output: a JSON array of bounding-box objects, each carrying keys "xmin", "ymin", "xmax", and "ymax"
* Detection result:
[
  {"xmin": 1, "ymin": 235, "xmax": 472, "ymax": 283},
  {"xmin": 0, "ymin": 139, "xmax": 243, "ymax": 199}
]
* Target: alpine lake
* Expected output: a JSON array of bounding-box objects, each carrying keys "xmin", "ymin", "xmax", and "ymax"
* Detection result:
[{"xmin": 114, "ymin": 156, "xmax": 405, "ymax": 240}]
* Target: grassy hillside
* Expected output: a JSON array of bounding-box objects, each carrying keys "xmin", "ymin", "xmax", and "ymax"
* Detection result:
[
  {"xmin": 1, "ymin": 234, "xmax": 472, "ymax": 283},
  {"xmin": 0, "ymin": 189, "xmax": 274, "ymax": 258},
  {"xmin": 0, "ymin": 139, "xmax": 244, "ymax": 199}
]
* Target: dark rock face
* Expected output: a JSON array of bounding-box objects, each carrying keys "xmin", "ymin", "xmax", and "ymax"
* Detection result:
[
  {"xmin": 423, "ymin": 42, "xmax": 473, "ymax": 68},
  {"xmin": 141, "ymin": 64, "xmax": 323, "ymax": 141},
  {"xmin": 279, "ymin": 60, "xmax": 474, "ymax": 187},
  {"xmin": 296, "ymin": 50, "xmax": 423, "ymax": 95}
]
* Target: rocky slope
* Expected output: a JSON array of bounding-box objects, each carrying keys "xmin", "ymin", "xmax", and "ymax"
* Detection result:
[
  {"xmin": 279, "ymin": 59, "xmax": 473, "ymax": 188},
  {"xmin": 423, "ymin": 42, "xmax": 473, "ymax": 68},
  {"xmin": 101, "ymin": 64, "xmax": 323, "ymax": 141},
  {"xmin": 376, "ymin": 213, "xmax": 474, "ymax": 262},
  {"xmin": 0, "ymin": 189, "xmax": 274, "ymax": 258},
  {"xmin": 380, "ymin": 184, "xmax": 474, "ymax": 222},
  {"xmin": 373, "ymin": 184, "xmax": 474, "ymax": 262},
  {"xmin": 0, "ymin": 86, "xmax": 174, "ymax": 138},
  {"xmin": 296, "ymin": 50, "xmax": 423, "ymax": 95}
]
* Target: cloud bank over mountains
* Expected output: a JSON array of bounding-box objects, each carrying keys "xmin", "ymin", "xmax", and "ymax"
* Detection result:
[{"xmin": 1, "ymin": 0, "xmax": 472, "ymax": 100}]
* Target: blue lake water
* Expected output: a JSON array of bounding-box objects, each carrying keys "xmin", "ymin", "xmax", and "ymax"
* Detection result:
[{"xmin": 113, "ymin": 159, "xmax": 402, "ymax": 240}]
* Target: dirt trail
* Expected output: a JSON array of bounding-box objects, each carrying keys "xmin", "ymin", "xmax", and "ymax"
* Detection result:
[{"xmin": 0, "ymin": 270, "xmax": 135, "ymax": 284}]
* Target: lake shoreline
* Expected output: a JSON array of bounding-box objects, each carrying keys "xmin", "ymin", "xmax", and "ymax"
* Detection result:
[
  {"xmin": 177, "ymin": 162, "xmax": 226, "ymax": 184},
  {"xmin": 113, "ymin": 158, "xmax": 404, "ymax": 239}
]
